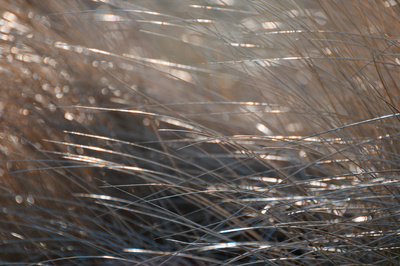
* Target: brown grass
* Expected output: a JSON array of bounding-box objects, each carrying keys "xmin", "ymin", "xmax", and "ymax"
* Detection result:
[{"xmin": 0, "ymin": 0, "xmax": 400, "ymax": 265}]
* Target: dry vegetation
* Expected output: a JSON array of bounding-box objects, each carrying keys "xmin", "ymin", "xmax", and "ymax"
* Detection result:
[{"xmin": 0, "ymin": 0, "xmax": 400, "ymax": 265}]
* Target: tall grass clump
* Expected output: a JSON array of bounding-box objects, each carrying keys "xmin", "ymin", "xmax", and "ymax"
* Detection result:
[{"xmin": 0, "ymin": 0, "xmax": 400, "ymax": 265}]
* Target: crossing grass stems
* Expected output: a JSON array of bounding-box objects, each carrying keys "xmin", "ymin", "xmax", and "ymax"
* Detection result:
[{"xmin": 1, "ymin": 0, "xmax": 400, "ymax": 265}]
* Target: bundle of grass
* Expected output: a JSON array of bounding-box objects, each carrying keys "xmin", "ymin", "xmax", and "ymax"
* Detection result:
[{"xmin": 0, "ymin": 0, "xmax": 399, "ymax": 264}]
